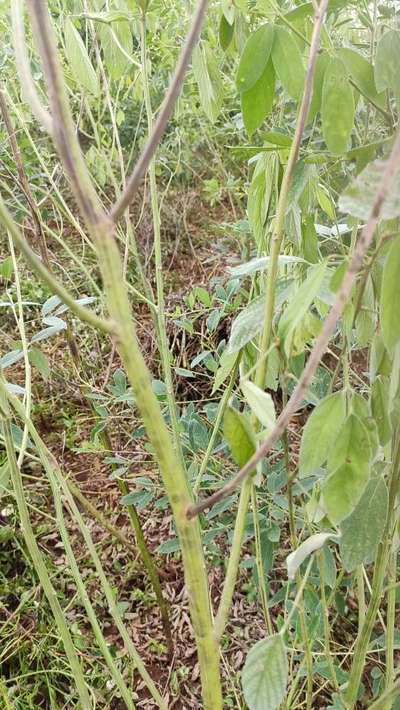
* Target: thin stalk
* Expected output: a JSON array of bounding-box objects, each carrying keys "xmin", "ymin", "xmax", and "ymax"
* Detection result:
[
  {"xmin": 318, "ymin": 551, "xmax": 339, "ymax": 693},
  {"xmin": 65, "ymin": 478, "xmax": 140, "ymax": 556},
  {"xmin": 214, "ymin": 478, "xmax": 253, "ymax": 642},
  {"xmin": 118, "ymin": 478, "xmax": 173, "ymax": 658},
  {"xmin": 49, "ymin": 474, "xmax": 136, "ymax": 709},
  {"xmin": 0, "ymin": 199, "xmax": 115, "ymax": 335},
  {"xmin": 140, "ymin": 14, "xmax": 184, "ymax": 464},
  {"xmin": 0, "ymin": 86, "xmax": 49, "ymax": 265},
  {"xmin": 251, "ymin": 484, "xmax": 273, "ymax": 632},
  {"xmin": 3, "ymin": 387, "xmax": 167, "ymax": 709},
  {"xmin": 0, "ymin": 403, "xmax": 91, "ymax": 709},
  {"xmin": 368, "ymin": 678, "xmax": 400, "ymax": 710},
  {"xmin": 255, "ymin": 0, "xmax": 329, "ymax": 391},
  {"xmin": 193, "ymin": 357, "xmax": 239, "ymax": 496},
  {"xmin": 384, "ymin": 551, "xmax": 397, "ymax": 708},
  {"xmin": 356, "ymin": 565, "xmax": 366, "ymax": 635},
  {"xmin": 344, "ymin": 436, "xmax": 400, "ymax": 708},
  {"xmin": 24, "ymin": 3, "xmax": 222, "ymax": 704}
]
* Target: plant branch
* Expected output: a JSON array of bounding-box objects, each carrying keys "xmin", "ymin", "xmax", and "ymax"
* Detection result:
[
  {"xmin": 11, "ymin": 0, "xmax": 53, "ymax": 134},
  {"xmin": 0, "ymin": 196, "xmax": 115, "ymax": 335},
  {"xmin": 109, "ymin": 0, "xmax": 208, "ymax": 223},
  {"xmin": 187, "ymin": 128, "xmax": 400, "ymax": 519}
]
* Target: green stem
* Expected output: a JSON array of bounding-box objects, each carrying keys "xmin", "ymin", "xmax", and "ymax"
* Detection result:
[
  {"xmin": 251, "ymin": 484, "xmax": 273, "ymax": 632},
  {"xmin": 0, "ymin": 198, "xmax": 114, "ymax": 335},
  {"xmin": 0, "ymin": 401, "xmax": 91, "ymax": 709},
  {"xmin": 24, "ymin": 3, "xmax": 222, "ymax": 704},
  {"xmin": 214, "ymin": 478, "xmax": 252, "ymax": 642},
  {"xmin": 49, "ymin": 473, "xmax": 136, "ymax": 709},
  {"xmin": 118, "ymin": 477, "xmax": 173, "ymax": 658},
  {"xmin": 193, "ymin": 357, "xmax": 239, "ymax": 496},
  {"xmin": 385, "ymin": 552, "xmax": 397, "ymax": 708},
  {"xmin": 344, "ymin": 438, "xmax": 400, "ymax": 708},
  {"xmin": 4, "ymin": 386, "xmax": 166, "ymax": 708},
  {"xmin": 140, "ymin": 14, "xmax": 184, "ymax": 465},
  {"xmin": 318, "ymin": 551, "xmax": 339, "ymax": 693},
  {"xmin": 356, "ymin": 565, "xmax": 366, "ymax": 635}
]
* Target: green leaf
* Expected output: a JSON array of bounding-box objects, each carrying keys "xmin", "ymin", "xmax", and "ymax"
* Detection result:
[
  {"xmin": 236, "ymin": 24, "xmax": 274, "ymax": 93},
  {"xmin": 223, "ymin": 407, "xmax": 256, "ymax": 469},
  {"xmin": 242, "ymin": 60, "xmax": 275, "ymax": 137},
  {"xmin": 64, "ymin": 18, "xmax": 100, "ymax": 96},
  {"xmin": 338, "ymin": 47, "xmax": 385, "ymax": 108},
  {"xmin": 28, "ymin": 348, "xmax": 50, "ymax": 381},
  {"xmin": 229, "ymin": 255, "xmax": 306, "ymax": 279},
  {"xmin": 219, "ymin": 14, "xmax": 234, "ymax": 52},
  {"xmin": 322, "ymin": 460, "xmax": 370, "ymax": 524},
  {"xmin": 340, "ymin": 476, "xmax": 388, "ymax": 571},
  {"xmin": 271, "ymin": 26, "xmax": 304, "ymax": 100},
  {"xmin": 98, "ymin": 18, "xmax": 133, "ymax": 80},
  {"xmin": 339, "ymin": 160, "xmax": 400, "ymax": 221},
  {"xmin": 241, "ymin": 380, "xmax": 276, "ymax": 431},
  {"xmin": 381, "ymin": 236, "xmax": 400, "ymax": 351},
  {"xmin": 307, "ymin": 52, "xmax": 329, "ymax": 123},
  {"xmin": 371, "ymin": 376, "xmax": 392, "ymax": 446},
  {"xmin": 327, "ymin": 414, "xmax": 371, "ymax": 475},
  {"xmin": 286, "ymin": 532, "xmax": 338, "ymax": 580},
  {"xmin": 192, "ymin": 44, "xmax": 223, "ymax": 123},
  {"xmin": 0, "ymin": 462, "xmax": 10, "ymax": 497},
  {"xmin": 375, "ymin": 30, "xmax": 400, "ymax": 94},
  {"xmin": 278, "ymin": 262, "xmax": 327, "ymax": 356},
  {"xmin": 299, "ymin": 391, "xmax": 346, "ymax": 477},
  {"xmin": 228, "ymin": 295, "xmax": 265, "ymax": 352},
  {"xmin": 212, "ymin": 351, "xmax": 237, "ymax": 392},
  {"xmin": 157, "ymin": 537, "xmax": 180, "ymax": 554},
  {"xmin": 351, "ymin": 393, "xmax": 379, "ymax": 460},
  {"xmin": 242, "ymin": 635, "xmax": 288, "ymax": 710},
  {"xmin": 0, "ymin": 257, "xmax": 13, "ymax": 280},
  {"xmin": 322, "ymin": 58, "xmax": 354, "ymax": 154}
]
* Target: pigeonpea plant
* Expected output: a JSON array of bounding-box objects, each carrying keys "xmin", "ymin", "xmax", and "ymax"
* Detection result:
[{"xmin": 1, "ymin": 0, "xmax": 400, "ymax": 707}]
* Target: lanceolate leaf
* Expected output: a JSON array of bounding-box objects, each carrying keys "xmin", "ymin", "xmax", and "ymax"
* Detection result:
[
  {"xmin": 64, "ymin": 18, "xmax": 100, "ymax": 96},
  {"xmin": 278, "ymin": 262, "xmax": 327, "ymax": 356},
  {"xmin": 192, "ymin": 44, "xmax": 223, "ymax": 123},
  {"xmin": 223, "ymin": 407, "xmax": 256, "ymax": 469},
  {"xmin": 236, "ymin": 25, "xmax": 274, "ymax": 93},
  {"xmin": 272, "ymin": 26, "xmax": 304, "ymax": 100},
  {"xmin": 307, "ymin": 52, "xmax": 329, "ymax": 123},
  {"xmin": 380, "ymin": 236, "xmax": 400, "ymax": 351},
  {"xmin": 98, "ymin": 18, "xmax": 133, "ymax": 80},
  {"xmin": 340, "ymin": 476, "xmax": 388, "ymax": 571},
  {"xmin": 322, "ymin": 460, "xmax": 370, "ymax": 524},
  {"xmin": 242, "ymin": 635, "xmax": 288, "ymax": 710},
  {"xmin": 371, "ymin": 376, "xmax": 392, "ymax": 446},
  {"xmin": 327, "ymin": 414, "xmax": 371, "ymax": 475},
  {"xmin": 228, "ymin": 295, "xmax": 265, "ymax": 352},
  {"xmin": 299, "ymin": 391, "xmax": 346, "ymax": 477},
  {"xmin": 219, "ymin": 14, "xmax": 234, "ymax": 52},
  {"xmin": 338, "ymin": 47, "xmax": 385, "ymax": 108},
  {"xmin": 242, "ymin": 60, "xmax": 275, "ymax": 137},
  {"xmin": 375, "ymin": 30, "xmax": 400, "ymax": 94},
  {"xmin": 241, "ymin": 380, "xmax": 276, "ymax": 431},
  {"xmin": 322, "ymin": 58, "xmax": 354, "ymax": 154}
]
